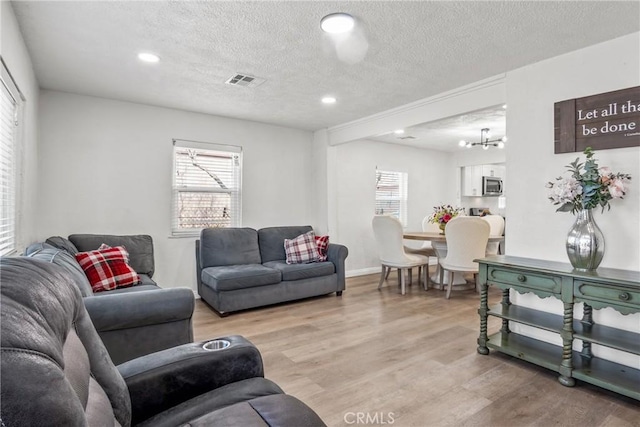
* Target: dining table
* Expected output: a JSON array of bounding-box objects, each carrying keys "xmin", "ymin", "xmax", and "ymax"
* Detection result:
[{"xmin": 403, "ymin": 231, "xmax": 505, "ymax": 288}]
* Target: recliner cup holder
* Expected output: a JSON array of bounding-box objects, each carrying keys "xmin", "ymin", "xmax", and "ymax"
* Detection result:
[{"xmin": 203, "ymin": 339, "xmax": 231, "ymax": 351}]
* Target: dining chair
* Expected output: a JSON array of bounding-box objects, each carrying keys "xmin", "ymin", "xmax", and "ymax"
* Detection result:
[
  {"xmin": 403, "ymin": 215, "xmax": 439, "ymax": 288},
  {"xmin": 482, "ymin": 215, "xmax": 505, "ymax": 255},
  {"xmin": 372, "ymin": 215, "xmax": 430, "ymax": 295},
  {"xmin": 439, "ymin": 217, "xmax": 490, "ymax": 299}
]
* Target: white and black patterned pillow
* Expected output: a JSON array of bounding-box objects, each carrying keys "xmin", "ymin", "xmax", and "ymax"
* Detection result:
[{"xmin": 284, "ymin": 231, "xmax": 321, "ymax": 264}]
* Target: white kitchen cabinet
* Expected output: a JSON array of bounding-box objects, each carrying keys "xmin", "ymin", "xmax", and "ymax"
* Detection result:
[
  {"xmin": 463, "ymin": 165, "xmax": 483, "ymax": 196},
  {"xmin": 463, "ymin": 164, "xmax": 506, "ymax": 196},
  {"xmin": 482, "ymin": 164, "xmax": 506, "ymax": 178}
]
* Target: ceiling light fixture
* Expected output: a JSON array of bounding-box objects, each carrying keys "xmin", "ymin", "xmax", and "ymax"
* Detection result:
[
  {"xmin": 320, "ymin": 13, "xmax": 355, "ymax": 34},
  {"xmin": 321, "ymin": 96, "xmax": 337, "ymax": 104},
  {"xmin": 458, "ymin": 128, "xmax": 506, "ymax": 149},
  {"xmin": 137, "ymin": 52, "xmax": 160, "ymax": 63}
]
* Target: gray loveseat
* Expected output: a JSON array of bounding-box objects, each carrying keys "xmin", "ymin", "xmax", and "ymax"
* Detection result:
[
  {"xmin": 0, "ymin": 257, "xmax": 326, "ymax": 426},
  {"xmin": 196, "ymin": 226, "xmax": 348, "ymax": 316},
  {"xmin": 25, "ymin": 234, "xmax": 195, "ymax": 364}
]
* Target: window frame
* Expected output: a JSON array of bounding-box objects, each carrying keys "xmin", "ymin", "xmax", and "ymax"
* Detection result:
[
  {"xmin": 171, "ymin": 139, "xmax": 242, "ymax": 237},
  {"xmin": 375, "ymin": 168, "xmax": 408, "ymax": 225},
  {"xmin": 0, "ymin": 57, "xmax": 25, "ymax": 256}
]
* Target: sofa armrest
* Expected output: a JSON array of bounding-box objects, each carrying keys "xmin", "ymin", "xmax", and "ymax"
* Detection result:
[
  {"xmin": 327, "ymin": 243, "xmax": 348, "ymax": 291},
  {"xmin": 84, "ymin": 288, "xmax": 195, "ymax": 364},
  {"xmin": 118, "ymin": 335, "xmax": 264, "ymax": 425}
]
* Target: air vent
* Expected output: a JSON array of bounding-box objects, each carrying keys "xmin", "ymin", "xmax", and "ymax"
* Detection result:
[
  {"xmin": 225, "ymin": 73, "xmax": 265, "ymax": 87},
  {"xmin": 398, "ymin": 136, "xmax": 416, "ymax": 140}
]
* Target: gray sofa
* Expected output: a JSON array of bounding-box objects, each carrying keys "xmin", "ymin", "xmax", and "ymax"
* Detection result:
[
  {"xmin": 0, "ymin": 257, "xmax": 326, "ymax": 426},
  {"xmin": 25, "ymin": 234, "xmax": 195, "ymax": 364},
  {"xmin": 196, "ymin": 226, "xmax": 348, "ymax": 316}
]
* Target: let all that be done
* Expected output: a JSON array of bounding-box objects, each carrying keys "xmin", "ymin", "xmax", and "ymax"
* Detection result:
[{"xmin": 579, "ymin": 100, "xmax": 639, "ymax": 136}]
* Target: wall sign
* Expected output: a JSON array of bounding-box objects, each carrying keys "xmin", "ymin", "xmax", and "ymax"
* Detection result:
[{"xmin": 554, "ymin": 86, "xmax": 640, "ymax": 153}]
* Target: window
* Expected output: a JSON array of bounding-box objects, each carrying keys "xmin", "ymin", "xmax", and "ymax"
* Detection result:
[
  {"xmin": 172, "ymin": 139, "xmax": 242, "ymax": 236},
  {"xmin": 0, "ymin": 59, "xmax": 22, "ymax": 256},
  {"xmin": 375, "ymin": 169, "xmax": 408, "ymax": 225}
]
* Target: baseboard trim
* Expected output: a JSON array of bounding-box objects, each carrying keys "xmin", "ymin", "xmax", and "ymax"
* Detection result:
[
  {"xmin": 346, "ymin": 267, "xmax": 380, "ymax": 278},
  {"xmin": 346, "ymin": 260, "xmax": 438, "ymax": 278}
]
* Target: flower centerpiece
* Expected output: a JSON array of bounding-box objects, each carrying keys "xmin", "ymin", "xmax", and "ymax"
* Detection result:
[
  {"xmin": 546, "ymin": 147, "xmax": 631, "ymax": 271},
  {"xmin": 429, "ymin": 204, "xmax": 464, "ymax": 234}
]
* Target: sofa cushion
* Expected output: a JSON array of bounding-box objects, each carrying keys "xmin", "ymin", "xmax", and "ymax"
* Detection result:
[
  {"xmin": 201, "ymin": 265, "xmax": 281, "ymax": 291},
  {"xmin": 284, "ymin": 231, "xmax": 321, "ymax": 264},
  {"xmin": 263, "ymin": 260, "xmax": 335, "ymax": 281},
  {"xmin": 69, "ymin": 234, "xmax": 155, "ymax": 277},
  {"xmin": 75, "ymin": 246, "xmax": 141, "ymax": 293},
  {"xmin": 102, "ymin": 284, "xmax": 160, "ymax": 295},
  {"xmin": 137, "ymin": 273, "xmax": 158, "ymax": 287},
  {"xmin": 45, "ymin": 236, "xmax": 79, "ymax": 255},
  {"xmin": 186, "ymin": 394, "xmax": 325, "ymax": 427},
  {"xmin": 258, "ymin": 226, "xmax": 313, "ymax": 263},
  {"xmin": 0, "ymin": 257, "xmax": 132, "ymax": 427},
  {"xmin": 137, "ymin": 377, "xmax": 284, "ymax": 427},
  {"xmin": 200, "ymin": 228, "xmax": 261, "ymax": 267},
  {"xmin": 25, "ymin": 244, "xmax": 94, "ymax": 297}
]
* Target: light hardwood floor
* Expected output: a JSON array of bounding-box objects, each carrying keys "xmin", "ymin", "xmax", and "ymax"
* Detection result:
[{"xmin": 192, "ymin": 272, "xmax": 640, "ymax": 427}]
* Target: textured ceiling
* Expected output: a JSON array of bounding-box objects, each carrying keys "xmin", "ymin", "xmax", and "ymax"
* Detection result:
[
  {"xmin": 370, "ymin": 105, "xmax": 507, "ymax": 152},
  {"xmin": 10, "ymin": 1, "xmax": 640, "ymax": 132}
]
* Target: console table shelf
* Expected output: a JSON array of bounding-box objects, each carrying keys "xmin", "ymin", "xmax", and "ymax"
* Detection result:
[
  {"xmin": 487, "ymin": 332, "xmax": 563, "ymax": 372},
  {"xmin": 573, "ymin": 322, "xmax": 640, "ymax": 355},
  {"xmin": 572, "ymin": 355, "xmax": 640, "ymax": 400},
  {"xmin": 477, "ymin": 255, "xmax": 640, "ymax": 400},
  {"xmin": 488, "ymin": 304, "xmax": 563, "ymax": 333}
]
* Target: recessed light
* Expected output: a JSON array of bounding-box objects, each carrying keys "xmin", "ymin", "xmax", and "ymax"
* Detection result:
[
  {"xmin": 321, "ymin": 96, "xmax": 337, "ymax": 104},
  {"xmin": 138, "ymin": 52, "xmax": 160, "ymax": 63},
  {"xmin": 502, "ymin": 104, "xmax": 507, "ymax": 109},
  {"xmin": 320, "ymin": 13, "xmax": 355, "ymax": 34},
  {"xmin": 458, "ymin": 140, "xmax": 467, "ymax": 147},
  {"xmin": 394, "ymin": 129, "xmax": 405, "ymax": 135}
]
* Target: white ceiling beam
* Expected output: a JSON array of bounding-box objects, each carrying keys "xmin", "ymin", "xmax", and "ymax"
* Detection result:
[{"xmin": 326, "ymin": 74, "xmax": 506, "ymax": 146}]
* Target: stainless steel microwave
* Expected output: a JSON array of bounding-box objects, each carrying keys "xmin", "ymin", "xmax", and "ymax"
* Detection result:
[{"xmin": 482, "ymin": 176, "xmax": 503, "ymax": 196}]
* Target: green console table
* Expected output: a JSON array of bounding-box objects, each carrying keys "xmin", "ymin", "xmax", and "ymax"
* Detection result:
[{"xmin": 476, "ymin": 255, "xmax": 640, "ymax": 400}]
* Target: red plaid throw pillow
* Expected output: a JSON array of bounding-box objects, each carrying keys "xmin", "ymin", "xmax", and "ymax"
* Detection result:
[
  {"xmin": 315, "ymin": 235, "xmax": 329, "ymax": 261},
  {"xmin": 284, "ymin": 231, "xmax": 321, "ymax": 264},
  {"xmin": 75, "ymin": 245, "xmax": 140, "ymax": 292}
]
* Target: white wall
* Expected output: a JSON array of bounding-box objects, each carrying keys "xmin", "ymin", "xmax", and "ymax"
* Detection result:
[
  {"xmin": 505, "ymin": 32, "xmax": 640, "ymax": 367},
  {"xmin": 333, "ymin": 139, "xmax": 455, "ymax": 274},
  {"xmin": 1, "ymin": 2, "xmax": 40, "ymax": 252},
  {"xmin": 37, "ymin": 90, "xmax": 314, "ymax": 290},
  {"xmin": 506, "ymin": 32, "xmax": 639, "ymax": 270}
]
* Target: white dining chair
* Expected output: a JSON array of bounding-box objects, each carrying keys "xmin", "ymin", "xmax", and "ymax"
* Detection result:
[
  {"xmin": 372, "ymin": 215, "xmax": 430, "ymax": 295},
  {"xmin": 404, "ymin": 215, "xmax": 439, "ymax": 288},
  {"xmin": 439, "ymin": 217, "xmax": 490, "ymax": 299},
  {"xmin": 482, "ymin": 215, "xmax": 505, "ymax": 255}
]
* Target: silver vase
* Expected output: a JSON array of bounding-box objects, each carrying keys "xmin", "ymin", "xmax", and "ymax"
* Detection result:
[{"xmin": 566, "ymin": 208, "xmax": 604, "ymax": 271}]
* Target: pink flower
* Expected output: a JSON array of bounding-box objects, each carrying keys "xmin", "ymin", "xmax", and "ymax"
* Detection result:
[
  {"xmin": 609, "ymin": 178, "xmax": 626, "ymax": 198},
  {"xmin": 442, "ymin": 214, "xmax": 452, "ymax": 223}
]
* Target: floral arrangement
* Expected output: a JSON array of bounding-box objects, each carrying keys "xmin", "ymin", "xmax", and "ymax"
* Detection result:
[
  {"xmin": 429, "ymin": 204, "xmax": 464, "ymax": 227},
  {"xmin": 547, "ymin": 147, "xmax": 631, "ymax": 214}
]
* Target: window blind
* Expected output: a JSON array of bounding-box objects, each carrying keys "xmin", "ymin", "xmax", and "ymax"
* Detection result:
[
  {"xmin": 375, "ymin": 169, "xmax": 408, "ymax": 225},
  {"xmin": 0, "ymin": 66, "xmax": 18, "ymax": 256},
  {"xmin": 172, "ymin": 140, "xmax": 242, "ymax": 235}
]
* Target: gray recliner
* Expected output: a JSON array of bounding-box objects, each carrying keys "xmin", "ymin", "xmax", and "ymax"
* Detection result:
[{"xmin": 0, "ymin": 257, "xmax": 326, "ymax": 426}]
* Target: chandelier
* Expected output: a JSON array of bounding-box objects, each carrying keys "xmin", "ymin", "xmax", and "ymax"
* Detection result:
[{"xmin": 459, "ymin": 128, "xmax": 506, "ymax": 150}]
